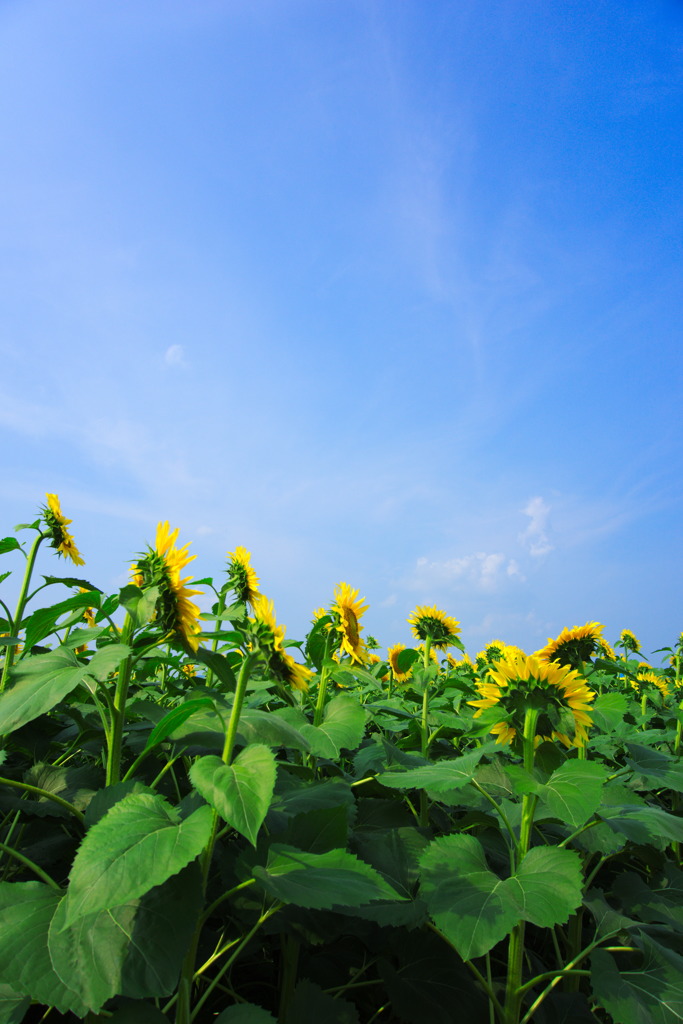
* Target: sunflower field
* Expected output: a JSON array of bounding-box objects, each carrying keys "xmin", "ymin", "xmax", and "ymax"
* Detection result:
[{"xmin": 0, "ymin": 497, "xmax": 682, "ymax": 1024}]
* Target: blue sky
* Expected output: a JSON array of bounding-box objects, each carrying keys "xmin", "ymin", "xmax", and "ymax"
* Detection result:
[{"xmin": 1, "ymin": 0, "xmax": 682, "ymax": 661}]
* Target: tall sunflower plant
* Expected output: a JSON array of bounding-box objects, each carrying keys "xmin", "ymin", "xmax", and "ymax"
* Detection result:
[{"xmin": 1, "ymin": 503, "xmax": 683, "ymax": 1024}]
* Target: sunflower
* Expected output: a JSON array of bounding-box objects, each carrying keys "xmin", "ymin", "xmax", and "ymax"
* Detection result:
[
  {"xmin": 407, "ymin": 605, "xmax": 460, "ymax": 651},
  {"xmin": 78, "ymin": 588, "xmax": 97, "ymax": 629},
  {"xmin": 416, "ymin": 642, "xmax": 440, "ymax": 666},
  {"xmin": 250, "ymin": 593, "xmax": 312, "ymax": 692},
  {"xmin": 132, "ymin": 521, "xmax": 203, "ymax": 651},
  {"xmin": 635, "ymin": 667, "xmax": 670, "ymax": 699},
  {"xmin": 619, "ymin": 629, "xmax": 641, "ymax": 654},
  {"xmin": 388, "ymin": 642, "xmax": 414, "ymax": 683},
  {"xmin": 446, "ymin": 651, "xmax": 474, "ymax": 670},
  {"xmin": 226, "ymin": 546, "xmax": 260, "ymax": 606},
  {"xmin": 536, "ymin": 622, "xmax": 605, "ymax": 670},
  {"xmin": 42, "ymin": 494, "xmax": 85, "ymax": 566},
  {"xmin": 330, "ymin": 582, "xmax": 368, "ymax": 664},
  {"xmin": 468, "ymin": 652, "xmax": 595, "ymax": 748},
  {"xmin": 596, "ymin": 638, "xmax": 617, "ymax": 661}
]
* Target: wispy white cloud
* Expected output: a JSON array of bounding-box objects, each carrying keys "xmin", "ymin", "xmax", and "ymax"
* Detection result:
[
  {"xmin": 519, "ymin": 496, "xmax": 553, "ymax": 556},
  {"xmin": 164, "ymin": 344, "xmax": 187, "ymax": 367},
  {"xmin": 411, "ymin": 550, "xmax": 524, "ymax": 592}
]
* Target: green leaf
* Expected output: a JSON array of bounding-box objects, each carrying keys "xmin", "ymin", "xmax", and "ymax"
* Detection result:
[
  {"xmin": 120, "ymin": 863, "xmax": 203, "ymax": 998},
  {"xmin": 62, "ymin": 793, "xmax": 213, "ymax": 927},
  {"xmin": 0, "ymin": 882, "xmax": 81, "ymax": 1014},
  {"xmin": 513, "ymin": 846, "xmax": 583, "ymax": 927},
  {"xmin": 238, "ymin": 709, "xmax": 311, "ymax": 752},
  {"xmin": 591, "ymin": 937, "xmax": 683, "ymax": 1024},
  {"xmin": 85, "ymin": 643, "xmax": 132, "ymax": 681},
  {"xmin": 600, "ymin": 805, "xmax": 683, "ymax": 845},
  {"xmin": 396, "ymin": 647, "xmax": 420, "ymax": 673},
  {"xmin": 48, "ymin": 894, "xmax": 136, "ymax": 1014},
  {"xmin": 625, "ymin": 744, "xmax": 683, "ymax": 794},
  {"xmin": 419, "ymin": 836, "xmax": 582, "ymax": 959},
  {"xmin": 190, "ymin": 745, "xmax": 276, "ymax": 846},
  {"xmin": 0, "ymin": 538, "xmax": 21, "ymax": 555},
  {"xmin": 191, "ymin": 647, "xmax": 237, "ymax": 690},
  {"xmin": 419, "ymin": 834, "xmax": 519, "ymax": 959},
  {"xmin": 142, "ymin": 698, "xmax": 215, "ymax": 753},
  {"xmin": 119, "ymin": 584, "xmax": 159, "ymax": 627},
  {"xmin": 612, "ymin": 865, "xmax": 683, "ymax": 933},
  {"xmin": 22, "ymin": 590, "xmax": 102, "ymax": 650},
  {"xmin": 214, "ymin": 1005, "xmax": 278, "ymax": 1023},
  {"xmin": 300, "ymin": 694, "xmax": 366, "ymax": 758},
  {"xmin": 286, "ymin": 980, "xmax": 359, "ymax": 1024},
  {"xmin": 41, "ymin": 575, "xmax": 101, "ymax": 591},
  {"xmin": 0, "ymin": 983, "xmax": 29, "ymax": 1024},
  {"xmin": 253, "ymin": 845, "xmax": 405, "ymax": 909},
  {"xmin": 589, "ymin": 692, "xmax": 630, "ymax": 732},
  {"xmin": 305, "ymin": 616, "xmax": 332, "ymax": 671},
  {"xmin": 0, "ymin": 648, "xmax": 90, "ymax": 735},
  {"xmin": 378, "ymin": 747, "xmax": 491, "ymax": 795},
  {"xmin": 537, "ymin": 760, "xmax": 608, "ymax": 828}
]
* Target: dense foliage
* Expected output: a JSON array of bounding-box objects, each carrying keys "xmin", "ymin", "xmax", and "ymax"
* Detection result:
[{"xmin": 0, "ymin": 502, "xmax": 681, "ymax": 1023}]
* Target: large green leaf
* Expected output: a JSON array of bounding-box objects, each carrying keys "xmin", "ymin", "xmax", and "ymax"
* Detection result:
[
  {"xmin": 419, "ymin": 835, "xmax": 583, "ymax": 959},
  {"xmin": 600, "ymin": 805, "xmax": 683, "ymax": 845},
  {"xmin": 0, "ymin": 648, "xmax": 91, "ymax": 735},
  {"xmin": 612, "ymin": 866, "xmax": 683, "ymax": 933},
  {"xmin": 190, "ymin": 745, "xmax": 276, "ymax": 846},
  {"xmin": 0, "ymin": 984, "xmax": 29, "ymax": 1024},
  {"xmin": 378, "ymin": 747, "xmax": 490, "ymax": 794},
  {"xmin": 253, "ymin": 845, "xmax": 405, "ymax": 909},
  {"xmin": 238, "ymin": 709, "xmax": 311, "ymax": 751},
  {"xmin": 0, "ymin": 882, "xmax": 81, "ymax": 1014},
  {"xmin": 591, "ymin": 938, "xmax": 683, "ymax": 1024},
  {"xmin": 537, "ymin": 760, "xmax": 608, "ymax": 828},
  {"xmin": 286, "ymin": 979, "xmax": 359, "ymax": 1024},
  {"xmin": 214, "ymin": 1005, "xmax": 278, "ymax": 1023},
  {"xmin": 62, "ymin": 793, "xmax": 213, "ymax": 927},
  {"xmin": 120, "ymin": 863, "xmax": 204, "ymax": 998},
  {"xmin": 513, "ymin": 847, "xmax": 583, "ymax": 927},
  {"xmin": 590, "ymin": 692, "xmax": 629, "ymax": 732},
  {"xmin": 22, "ymin": 591, "xmax": 102, "ymax": 650},
  {"xmin": 142, "ymin": 698, "xmax": 215, "ymax": 754},
  {"xmin": 625, "ymin": 744, "xmax": 683, "ymax": 795},
  {"xmin": 300, "ymin": 695, "xmax": 366, "ymax": 758},
  {"xmin": 48, "ymin": 894, "xmax": 137, "ymax": 1013}
]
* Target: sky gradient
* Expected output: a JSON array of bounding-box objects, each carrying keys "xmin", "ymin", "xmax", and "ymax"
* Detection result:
[{"xmin": 1, "ymin": 0, "xmax": 682, "ymax": 661}]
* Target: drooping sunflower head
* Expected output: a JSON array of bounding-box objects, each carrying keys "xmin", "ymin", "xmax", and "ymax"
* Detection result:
[
  {"xmin": 446, "ymin": 650, "xmax": 474, "ymax": 671},
  {"xmin": 595, "ymin": 638, "xmax": 617, "ymax": 661},
  {"xmin": 407, "ymin": 605, "xmax": 460, "ymax": 651},
  {"xmin": 226, "ymin": 546, "xmax": 260, "ymax": 606},
  {"xmin": 132, "ymin": 521, "xmax": 203, "ymax": 651},
  {"xmin": 468, "ymin": 652, "xmax": 596, "ymax": 749},
  {"xmin": 78, "ymin": 587, "xmax": 97, "ymax": 629},
  {"xmin": 42, "ymin": 493, "xmax": 85, "ymax": 566},
  {"xmin": 635, "ymin": 666, "xmax": 670, "ymax": 699},
  {"xmin": 249, "ymin": 593, "xmax": 311, "ymax": 691},
  {"xmin": 536, "ymin": 622, "xmax": 605, "ymax": 670},
  {"xmin": 330, "ymin": 582, "xmax": 368, "ymax": 664},
  {"xmin": 619, "ymin": 629, "xmax": 641, "ymax": 654},
  {"xmin": 388, "ymin": 642, "xmax": 413, "ymax": 683}
]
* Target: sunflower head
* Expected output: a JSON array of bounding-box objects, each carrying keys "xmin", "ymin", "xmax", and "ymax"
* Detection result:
[
  {"xmin": 249, "ymin": 594, "xmax": 312, "ymax": 692},
  {"xmin": 468, "ymin": 652, "xmax": 595, "ymax": 749},
  {"xmin": 329, "ymin": 582, "xmax": 368, "ymax": 664},
  {"xmin": 132, "ymin": 521, "xmax": 203, "ymax": 651},
  {"xmin": 41, "ymin": 493, "xmax": 85, "ymax": 566},
  {"xmin": 226, "ymin": 547, "xmax": 260, "ymax": 606},
  {"xmin": 596, "ymin": 638, "xmax": 617, "ymax": 661},
  {"xmin": 407, "ymin": 605, "xmax": 460, "ymax": 651},
  {"xmin": 619, "ymin": 629, "xmax": 641, "ymax": 654},
  {"xmin": 536, "ymin": 622, "xmax": 605, "ymax": 670},
  {"xmin": 635, "ymin": 667, "xmax": 670, "ymax": 699}
]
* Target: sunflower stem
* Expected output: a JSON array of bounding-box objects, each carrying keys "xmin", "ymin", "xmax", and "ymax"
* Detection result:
[
  {"xmin": 504, "ymin": 706, "xmax": 539, "ymax": 1024},
  {"xmin": 1, "ymin": 530, "xmax": 47, "ymax": 693},
  {"xmin": 419, "ymin": 637, "xmax": 433, "ymax": 827},
  {"xmin": 105, "ymin": 612, "xmax": 136, "ymax": 786}
]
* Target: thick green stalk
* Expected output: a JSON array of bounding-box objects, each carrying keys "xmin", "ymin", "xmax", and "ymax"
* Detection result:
[
  {"xmin": 504, "ymin": 707, "xmax": 539, "ymax": 1024},
  {"xmin": 419, "ymin": 637, "xmax": 433, "ymax": 827},
  {"xmin": 175, "ymin": 651, "xmax": 258, "ymax": 1024},
  {"xmin": 105, "ymin": 613, "xmax": 135, "ymax": 786},
  {"xmin": 0, "ymin": 776, "xmax": 85, "ymax": 824},
  {"xmin": 1, "ymin": 531, "xmax": 46, "ymax": 692}
]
